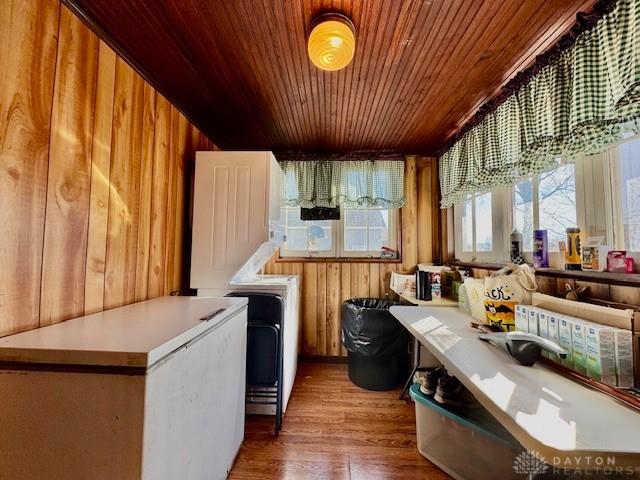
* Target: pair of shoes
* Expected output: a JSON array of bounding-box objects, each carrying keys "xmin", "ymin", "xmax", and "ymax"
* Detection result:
[
  {"xmin": 434, "ymin": 372, "xmax": 478, "ymax": 408},
  {"xmin": 419, "ymin": 367, "xmax": 446, "ymax": 396}
]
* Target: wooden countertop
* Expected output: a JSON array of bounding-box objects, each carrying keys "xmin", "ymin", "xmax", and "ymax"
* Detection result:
[
  {"xmin": 0, "ymin": 296, "xmax": 247, "ymax": 369},
  {"xmin": 390, "ymin": 305, "xmax": 640, "ymax": 466}
]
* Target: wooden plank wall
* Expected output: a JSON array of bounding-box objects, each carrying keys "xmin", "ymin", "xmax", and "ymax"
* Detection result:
[
  {"xmin": 265, "ymin": 156, "xmax": 440, "ymax": 357},
  {"xmin": 0, "ymin": 1, "xmax": 216, "ymax": 337}
]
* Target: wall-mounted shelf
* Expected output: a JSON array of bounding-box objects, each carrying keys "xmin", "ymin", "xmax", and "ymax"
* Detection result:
[{"xmin": 449, "ymin": 260, "xmax": 640, "ymax": 288}]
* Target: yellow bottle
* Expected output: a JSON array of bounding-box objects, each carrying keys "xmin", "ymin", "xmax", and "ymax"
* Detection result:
[{"xmin": 565, "ymin": 227, "xmax": 582, "ymax": 271}]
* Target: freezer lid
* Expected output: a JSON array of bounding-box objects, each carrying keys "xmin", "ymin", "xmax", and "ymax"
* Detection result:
[
  {"xmin": 0, "ymin": 296, "xmax": 248, "ymax": 369},
  {"xmin": 230, "ymin": 241, "xmax": 280, "ymax": 285}
]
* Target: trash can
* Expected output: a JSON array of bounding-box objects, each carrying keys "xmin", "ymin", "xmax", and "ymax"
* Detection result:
[{"xmin": 342, "ymin": 298, "xmax": 407, "ymax": 391}]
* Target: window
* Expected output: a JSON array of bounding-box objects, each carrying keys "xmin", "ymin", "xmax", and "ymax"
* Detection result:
[
  {"xmin": 513, "ymin": 179, "xmax": 534, "ymax": 251},
  {"xmin": 455, "ymin": 190, "xmax": 504, "ymax": 260},
  {"xmin": 460, "ymin": 193, "xmax": 493, "ymax": 253},
  {"xmin": 454, "ymin": 163, "xmax": 577, "ymax": 263},
  {"xmin": 280, "ymin": 206, "xmax": 399, "ymax": 258},
  {"xmin": 512, "ymin": 164, "xmax": 577, "ymax": 253},
  {"xmin": 475, "ymin": 192, "xmax": 493, "ymax": 252},
  {"xmin": 281, "ymin": 208, "xmax": 334, "ymax": 256},
  {"xmin": 454, "ymin": 134, "xmax": 640, "ymax": 269},
  {"xmin": 610, "ymin": 134, "xmax": 640, "ymax": 258},
  {"xmin": 538, "ymin": 164, "xmax": 577, "ymax": 251}
]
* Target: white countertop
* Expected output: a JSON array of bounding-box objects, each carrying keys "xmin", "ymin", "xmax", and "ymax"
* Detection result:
[
  {"xmin": 391, "ymin": 306, "xmax": 640, "ymax": 466},
  {"xmin": 398, "ymin": 293, "xmax": 458, "ymax": 307},
  {"xmin": 0, "ymin": 296, "xmax": 247, "ymax": 369}
]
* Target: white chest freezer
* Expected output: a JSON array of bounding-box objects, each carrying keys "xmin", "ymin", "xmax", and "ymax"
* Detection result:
[{"xmin": 0, "ymin": 296, "xmax": 248, "ymax": 480}]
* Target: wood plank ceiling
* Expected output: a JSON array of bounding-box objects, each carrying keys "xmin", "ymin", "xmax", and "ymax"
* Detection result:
[{"xmin": 66, "ymin": 0, "xmax": 597, "ymax": 154}]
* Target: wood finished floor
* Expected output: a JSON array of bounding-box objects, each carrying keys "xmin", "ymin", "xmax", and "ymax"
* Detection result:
[{"xmin": 229, "ymin": 363, "xmax": 450, "ymax": 480}]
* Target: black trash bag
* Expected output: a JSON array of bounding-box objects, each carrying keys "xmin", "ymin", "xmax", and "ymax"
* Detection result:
[{"xmin": 341, "ymin": 298, "xmax": 406, "ymax": 357}]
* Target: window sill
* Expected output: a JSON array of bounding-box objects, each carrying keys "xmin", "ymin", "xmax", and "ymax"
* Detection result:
[
  {"xmin": 449, "ymin": 260, "xmax": 640, "ymax": 287},
  {"xmin": 276, "ymin": 256, "xmax": 402, "ymax": 264}
]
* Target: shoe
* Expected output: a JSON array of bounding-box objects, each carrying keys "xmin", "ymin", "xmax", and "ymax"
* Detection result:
[
  {"xmin": 433, "ymin": 372, "xmax": 461, "ymax": 403},
  {"xmin": 419, "ymin": 367, "xmax": 446, "ymax": 396},
  {"xmin": 434, "ymin": 373, "xmax": 478, "ymax": 408}
]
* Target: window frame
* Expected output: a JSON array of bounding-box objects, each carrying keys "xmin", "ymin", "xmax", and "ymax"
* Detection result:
[{"xmin": 279, "ymin": 206, "xmax": 401, "ymax": 260}]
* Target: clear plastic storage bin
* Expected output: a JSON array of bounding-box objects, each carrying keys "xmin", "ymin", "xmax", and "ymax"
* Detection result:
[{"xmin": 410, "ymin": 384, "xmax": 523, "ymax": 480}]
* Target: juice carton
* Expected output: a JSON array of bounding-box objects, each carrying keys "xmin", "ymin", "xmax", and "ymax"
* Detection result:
[
  {"xmin": 547, "ymin": 314, "xmax": 561, "ymax": 363},
  {"xmin": 572, "ymin": 320, "xmax": 590, "ymax": 375},
  {"xmin": 585, "ymin": 324, "xmax": 617, "ymax": 385},
  {"xmin": 558, "ymin": 316, "xmax": 574, "ymax": 369},
  {"xmin": 528, "ymin": 307, "xmax": 540, "ymax": 336},
  {"xmin": 515, "ymin": 305, "xmax": 529, "ymax": 332},
  {"xmin": 614, "ymin": 329, "xmax": 634, "ymax": 388},
  {"xmin": 537, "ymin": 311, "xmax": 549, "ymax": 358}
]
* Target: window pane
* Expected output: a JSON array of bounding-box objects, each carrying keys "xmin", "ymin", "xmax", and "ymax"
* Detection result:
[
  {"xmin": 344, "ymin": 209, "xmax": 367, "ymax": 227},
  {"xmin": 345, "ymin": 229, "xmax": 368, "ymax": 251},
  {"xmin": 368, "ymin": 209, "xmax": 388, "ymax": 228},
  {"xmin": 475, "ymin": 193, "xmax": 492, "ymax": 252},
  {"xmin": 286, "ymin": 208, "xmax": 304, "ymax": 227},
  {"xmin": 285, "ymin": 228, "xmax": 307, "ymax": 250},
  {"xmin": 618, "ymin": 137, "xmax": 640, "ymax": 251},
  {"xmin": 307, "ymin": 224, "xmax": 332, "ymax": 251},
  {"xmin": 539, "ymin": 164, "xmax": 576, "ymax": 252},
  {"xmin": 461, "ymin": 196, "xmax": 473, "ymax": 252},
  {"xmin": 513, "ymin": 179, "xmax": 534, "ymax": 251},
  {"xmin": 368, "ymin": 229, "xmax": 387, "ymax": 251},
  {"xmin": 282, "ymin": 208, "xmax": 333, "ymax": 254}
]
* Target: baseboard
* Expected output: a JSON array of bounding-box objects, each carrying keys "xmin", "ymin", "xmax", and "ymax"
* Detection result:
[{"xmin": 298, "ymin": 354, "xmax": 348, "ymax": 364}]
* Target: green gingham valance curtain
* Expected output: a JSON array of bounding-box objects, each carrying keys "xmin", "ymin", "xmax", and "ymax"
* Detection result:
[
  {"xmin": 278, "ymin": 159, "xmax": 406, "ymax": 209},
  {"xmin": 439, "ymin": 0, "xmax": 640, "ymax": 208}
]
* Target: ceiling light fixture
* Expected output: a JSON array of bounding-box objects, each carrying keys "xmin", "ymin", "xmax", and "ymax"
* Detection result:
[{"xmin": 308, "ymin": 13, "xmax": 356, "ymax": 72}]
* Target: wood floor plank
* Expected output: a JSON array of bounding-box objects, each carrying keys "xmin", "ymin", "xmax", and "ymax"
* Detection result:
[{"xmin": 230, "ymin": 363, "xmax": 450, "ymax": 480}]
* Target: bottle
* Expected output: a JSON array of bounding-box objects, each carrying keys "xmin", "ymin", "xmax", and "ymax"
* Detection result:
[
  {"xmin": 565, "ymin": 227, "xmax": 582, "ymax": 271},
  {"xmin": 510, "ymin": 229, "xmax": 524, "ymax": 264},
  {"xmin": 532, "ymin": 230, "xmax": 549, "ymax": 268}
]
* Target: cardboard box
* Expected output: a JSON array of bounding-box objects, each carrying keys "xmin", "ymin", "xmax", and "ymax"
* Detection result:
[
  {"xmin": 558, "ymin": 316, "xmax": 575, "ymax": 369},
  {"xmin": 547, "ymin": 314, "xmax": 561, "ymax": 363},
  {"xmin": 585, "ymin": 324, "xmax": 617, "ymax": 386},
  {"xmin": 528, "ymin": 307, "xmax": 540, "ymax": 336},
  {"xmin": 537, "ymin": 311, "xmax": 549, "ymax": 358},
  {"xmin": 572, "ymin": 321, "xmax": 590, "ymax": 376},
  {"xmin": 515, "ymin": 305, "xmax": 528, "ymax": 332},
  {"xmin": 581, "ymin": 237, "xmax": 610, "ymax": 272},
  {"xmin": 614, "ymin": 329, "xmax": 635, "ymax": 389}
]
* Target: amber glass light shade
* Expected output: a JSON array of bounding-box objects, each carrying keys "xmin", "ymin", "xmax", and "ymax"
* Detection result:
[{"xmin": 308, "ymin": 14, "xmax": 355, "ymax": 71}]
